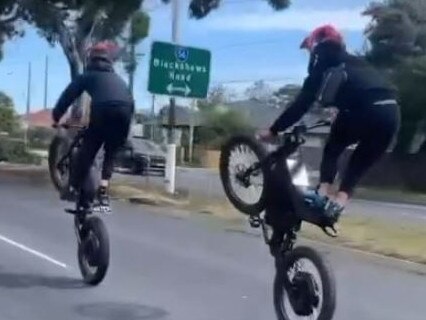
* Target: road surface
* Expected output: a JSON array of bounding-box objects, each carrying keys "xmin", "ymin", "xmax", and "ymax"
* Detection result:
[
  {"xmin": 0, "ymin": 176, "xmax": 425, "ymax": 320},
  {"xmin": 120, "ymin": 167, "xmax": 426, "ymax": 222}
]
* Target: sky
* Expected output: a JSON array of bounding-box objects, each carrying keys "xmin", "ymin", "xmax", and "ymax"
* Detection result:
[{"xmin": 0, "ymin": 0, "xmax": 372, "ymax": 114}]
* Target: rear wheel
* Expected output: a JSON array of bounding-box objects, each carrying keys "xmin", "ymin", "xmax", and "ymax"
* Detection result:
[
  {"xmin": 274, "ymin": 246, "xmax": 336, "ymax": 320},
  {"xmin": 219, "ymin": 135, "xmax": 269, "ymax": 216},
  {"xmin": 77, "ymin": 216, "xmax": 110, "ymax": 286}
]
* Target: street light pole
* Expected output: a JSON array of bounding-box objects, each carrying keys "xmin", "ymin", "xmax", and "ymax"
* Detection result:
[{"xmin": 165, "ymin": 0, "xmax": 180, "ymax": 194}]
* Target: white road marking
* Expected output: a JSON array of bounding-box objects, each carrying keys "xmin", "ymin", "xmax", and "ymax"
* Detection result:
[{"xmin": 0, "ymin": 233, "xmax": 67, "ymax": 269}]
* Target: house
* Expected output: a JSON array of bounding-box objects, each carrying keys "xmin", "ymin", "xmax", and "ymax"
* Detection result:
[{"xmin": 21, "ymin": 109, "xmax": 53, "ymax": 129}]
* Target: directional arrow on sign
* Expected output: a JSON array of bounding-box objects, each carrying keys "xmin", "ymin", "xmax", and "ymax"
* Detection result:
[{"xmin": 166, "ymin": 83, "xmax": 191, "ymax": 96}]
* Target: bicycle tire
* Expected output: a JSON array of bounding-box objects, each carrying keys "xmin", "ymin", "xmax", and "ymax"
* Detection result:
[
  {"xmin": 274, "ymin": 246, "xmax": 336, "ymax": 320},
  {"xmin": 78, "ymin": 216, "xmax": 110, "ymax": 286},
  {"xmin": 48, "ymin": 135, "xmax": 71, "ymax": 193},
  {"xmin": 219, "ymin": 135, "xmax": 269, "ymax": 216}
]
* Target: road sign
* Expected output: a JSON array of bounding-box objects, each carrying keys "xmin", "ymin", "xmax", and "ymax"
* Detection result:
[{"xmin": 148, "ymin": 41, "xmax": 211, "ymax": 99}]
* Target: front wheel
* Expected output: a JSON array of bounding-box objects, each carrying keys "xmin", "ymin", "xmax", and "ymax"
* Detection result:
[
  {"xmin": 77, "ymin": 216, "xmax": 110, "ymax": 286},
  {"xmin": 274, "ymin": 246, "xmax": 336, "ymax": 320},
  {"xmin": 48, "ymin": 134, "xmax": 71, "ymax": 193}
]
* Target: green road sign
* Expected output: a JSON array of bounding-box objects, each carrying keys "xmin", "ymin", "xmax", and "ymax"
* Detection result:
[{"xmin": 148, "ymin": 41, "xmax": 211, "ymax": 99}]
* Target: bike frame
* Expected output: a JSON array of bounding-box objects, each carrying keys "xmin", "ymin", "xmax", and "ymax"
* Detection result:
[{"xmin": 245, "ymin": 122, "xmax": 335, "ymax": 252}]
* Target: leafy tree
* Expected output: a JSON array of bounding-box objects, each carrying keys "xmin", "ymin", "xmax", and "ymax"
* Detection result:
[
  {"xmin": 0, "ymin": 91, "xmax": 18, "ymax": 134},
  {"xmin": 270, "ymin": 84, "xmax": 301, "ymax": 107},
  {"xmin": 197, "ymin": 84, "xmax": 236, "ymax": 111},
  {"xmin": 18, "ymin": 0, "xmax": 143, "ymax": 120},
  {"xmin": 182, "ymin": 0, "xmax": 291, "ymax": 19},
  {"xmin": 363, "ymin": 0, "xmax": 426, "ymax": 153},
  {"xmin": 121, "ymin": 11, "xmax": 150, "ymax": 94},
  {"xmin": 197, "ymin": 108, "xmax": 253, "ymax": 149},
  {"xmin": 0, "ymin": 1, "xmax": 23, "ymax": 61},
  {"xmin": 245, "ymin": 80, "xmax": 273, "ymax": 101}
]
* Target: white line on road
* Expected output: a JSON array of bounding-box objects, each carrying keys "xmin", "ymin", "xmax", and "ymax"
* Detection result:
[{"xmin": 0, "ymin": 233, "xmax": 67, "ymax": 269}]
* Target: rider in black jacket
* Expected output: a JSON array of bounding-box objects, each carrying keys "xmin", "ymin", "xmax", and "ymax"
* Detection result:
[
  {"xmin": 258, "ymin": 25, "xmax": 400, "ymax": 224},
  {"xmin": 52, "ymin": 41, "xmax": 134, "ymax": 211}
]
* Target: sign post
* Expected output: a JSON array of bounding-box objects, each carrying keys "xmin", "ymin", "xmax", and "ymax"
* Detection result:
[{"xmin": 148, "ymin": 40, "xmax": 211, "ymax": 194}]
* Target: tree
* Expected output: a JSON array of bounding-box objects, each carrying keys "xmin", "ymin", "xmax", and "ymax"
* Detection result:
[
  {"xmin": 197, "ymin": 108, "xmax": 253, "ymax": 149},
  {"xmin": 245, "ymin": 80, "xmax": 273, "ymax": 101},
  {"xmin": 0, "ymin": 1, "xmax": 23, "ymax": 61},
  {"xmin": 197, "ymin": 84, "xmax": 236, "ymax": 111},
  {"xmin": 270, "ymin": 84, "xmax": 301, "ymax": 107},
  {"xmin": 184, "ymin": 0, "xmax": 291, "ymax": 19},
  {"xmin": 18, "ymin": 0, "xmax": 143, "ymax": 120},
  {"xmin": 363, "ymin": 0, "xmax": 426, "ymax": 153},
  {"xmin": 122, "ymin": 11, "xmax": 150, "ymax": 94},
  {"xmin": 0, "ymin": 91, "xmax": 18, "ymax": 134}
]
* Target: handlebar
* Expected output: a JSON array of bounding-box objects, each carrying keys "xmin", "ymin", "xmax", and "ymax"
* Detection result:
[{"xmin": 52, "ymin": 123, "xmax": 86, "ymax": 130}]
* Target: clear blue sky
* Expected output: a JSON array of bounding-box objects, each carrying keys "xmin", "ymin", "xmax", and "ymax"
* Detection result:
[{"xmin": 0, "ymin": 0, "xmax": 371, "ymax": 114}]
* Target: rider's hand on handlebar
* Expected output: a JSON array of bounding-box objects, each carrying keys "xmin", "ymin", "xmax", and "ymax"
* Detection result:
[{"xmin": 256, "ymin": 129, "xmax": 275, "ymax": 142}]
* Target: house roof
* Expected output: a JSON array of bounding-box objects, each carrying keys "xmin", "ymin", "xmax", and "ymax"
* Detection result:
[{"xmin": 21, "ymin": 109, "xmax": 53, "ymax": 128}]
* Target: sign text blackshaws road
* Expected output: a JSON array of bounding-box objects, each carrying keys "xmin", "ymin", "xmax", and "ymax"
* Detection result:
[{"xmin": 148, "ymin": 41, "xmax": 211, "ymax": 99}]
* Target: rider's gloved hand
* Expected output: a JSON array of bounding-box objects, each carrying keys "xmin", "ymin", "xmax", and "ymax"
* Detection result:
[{"xmin": 256, "ymin": 129, "xmax": 275, "ymax": 142}]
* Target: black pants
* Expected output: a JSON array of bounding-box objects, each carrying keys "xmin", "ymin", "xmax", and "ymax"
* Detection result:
[
  {"xmin": 70, "ymin": 103, "xmax": 133, "ymax": 192},
  {"xmin": 320, "ymin": 104, "xmax": 400, "ymax": 196}
]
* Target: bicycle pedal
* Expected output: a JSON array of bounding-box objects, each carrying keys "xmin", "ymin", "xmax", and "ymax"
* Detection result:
[
  {"xmin": 93, "ymin": 205, "xmax": 112, "ymax": 214},
  {"xmin": 65, "ymin": 208, "xmax": 79, "ymax": 215},
  {"xmin": 249, "ymin": 215, "xmax": 261, "ymax": 228}
]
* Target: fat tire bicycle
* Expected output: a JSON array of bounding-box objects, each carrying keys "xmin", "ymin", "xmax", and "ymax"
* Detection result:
[
  {"xmin": 220, "ymin": 121, "xmax": 337, "ymax": 320},
  {"xmin": 48, "ymin": 124, "xmax": 110, "ymax": 286}
]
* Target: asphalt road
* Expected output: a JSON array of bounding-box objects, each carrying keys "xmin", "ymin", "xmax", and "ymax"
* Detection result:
[
  {"xmin": 0, "ymin": 176, "xmax": 425, "ymax": 320},
  {"xmin": 121, "ymin": 167, "xmax": 426, "ymax": 222}
]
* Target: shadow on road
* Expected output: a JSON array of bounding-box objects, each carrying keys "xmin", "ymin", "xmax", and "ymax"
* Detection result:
[
  {"xmin": 0, "ymin": 271, "xmax": 84, "ymax": 289},
  {"xmin": 75, "ymin": 302, "xmax": 168, "ymax": 320}
]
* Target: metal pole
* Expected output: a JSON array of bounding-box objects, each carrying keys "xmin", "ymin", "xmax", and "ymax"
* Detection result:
[
  {"xmin": 188, "ymin": 99, "xmax": 195, "ymax": 164},
  {"xmin": 165, "ymin": 0, "xmax": 180, "ymax": 194},
  {"xmin": 43, "ymin": 55, "xmax": 49, "ymax": 110},
  {"xmin": 25, "ymin": 62, "xmax": 32, "ymax": 148},
  {"xmin": 151, "ymin": 94, "xmax": 155, "ymax": 140}
]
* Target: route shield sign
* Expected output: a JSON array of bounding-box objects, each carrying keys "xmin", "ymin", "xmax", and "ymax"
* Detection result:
[{"xmin": 148, "ymin": 41, "xmax": 211, "ymax": 99}]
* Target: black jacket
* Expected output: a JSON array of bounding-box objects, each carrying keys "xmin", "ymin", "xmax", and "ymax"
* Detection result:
[
  {"xmin": 270, "ymin": 42, "xmax": 397, "ymax": 134},
  {"xmin": 52, "ymin": 58, "xmax": 134, "ymax": 123}
]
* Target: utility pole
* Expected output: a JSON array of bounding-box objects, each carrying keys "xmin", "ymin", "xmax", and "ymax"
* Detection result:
[
  {"xmin": 25, "ymin": 62, "xmax": 32, "ymax": 147},
  {"xmin": 151, "ymin": 94, "xmax": 155, "ymax": 140},
  {"xmin": 165, "ymin": 0, "xmax": 180, "ymax": 194},
  {"xmin": 43, "ymin": 55, "xmax": 49, "ymax": 110}
]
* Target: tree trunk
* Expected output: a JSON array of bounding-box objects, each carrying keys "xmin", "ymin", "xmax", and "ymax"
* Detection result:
[{"xmin": 58, "ymin": 25, "xmax": 90, "ymax": 125}]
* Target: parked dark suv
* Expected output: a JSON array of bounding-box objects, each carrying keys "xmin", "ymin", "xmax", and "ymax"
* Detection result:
[{"xmin": 114, "ymin": 136, "xmax": 166, "ymax": 176}]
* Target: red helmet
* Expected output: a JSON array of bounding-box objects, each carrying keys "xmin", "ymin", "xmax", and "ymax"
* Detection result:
[
  {"xmin": 86, "ymin": 41, "xmax": 119, "ymax": 62},
  {"xmin": 300, "ymin": 25, "xmax": 345, "ymax": 51}
]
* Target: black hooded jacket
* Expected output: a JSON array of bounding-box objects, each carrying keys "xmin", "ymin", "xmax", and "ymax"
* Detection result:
[
  {"xmin": 270, "ymin": 42, "xmax": 397, "ymax": 134},
  {"xmin": 52, "ymin": 58, "xmax": 134, "ymax": 122}
]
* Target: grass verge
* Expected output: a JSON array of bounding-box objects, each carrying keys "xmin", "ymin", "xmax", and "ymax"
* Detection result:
[{"xmin": 111, "ymin": 182, "xmax": 426, "ymax": 265}]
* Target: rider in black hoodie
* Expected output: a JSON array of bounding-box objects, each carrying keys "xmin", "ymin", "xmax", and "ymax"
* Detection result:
[
  {"xmin": 52, "ymin": 41, "xmax": 134, "ymax": 211},
  {"xmin": 258, "ymin": 25, "xmax": 400, "ymax": 225}
]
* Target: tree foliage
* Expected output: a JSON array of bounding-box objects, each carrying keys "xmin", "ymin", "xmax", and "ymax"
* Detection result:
[
  {"xmin": 245, "ymin": 80, "xmax": 273, "ymax": 102},
  {"xmin": 182, "ymin": 0, "xmax": 291, "ymax": 19},
  {"xmin": 364, "ymin": 0, "xmax": 426, "ymax": 153},
  {"xmin": 0, "ymin": 91, "xmax": 18, "ymax": 134},
  {"xmin": 0, "ymin": 1, "xmax": 23, "ymax": 61},
  {"xmin": 122, "ymin": 10, "xmax": 150, "ymax": 94},
  {"xmin": 197, "ymin": 84, "xmax": 236, "ymax": 111},
  {"xmin": 197, "ymin": 108, "xmax": 253, "ymax": 149}
]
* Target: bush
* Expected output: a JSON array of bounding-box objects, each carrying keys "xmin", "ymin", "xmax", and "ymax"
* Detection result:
[
  {"xmin": 0, "ymin": 138, "xmax": 41, "ymax": 165},
  {"xmin": 196, "ymin": 108, "xmax": 254, "ymax": 150},
  {"xmin": 28, "ymin": 127, "xmax": 55, "ymax": 149}
]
